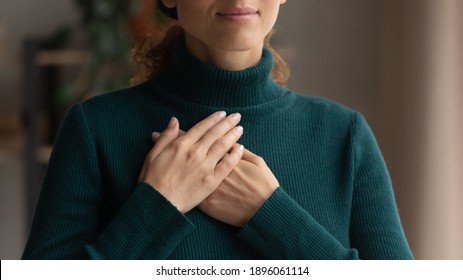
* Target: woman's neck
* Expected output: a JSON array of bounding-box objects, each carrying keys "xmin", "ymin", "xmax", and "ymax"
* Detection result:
[
  {"xmin": 184, "ymin": 33, "xmax": 264, "ymax": 71},
  {"xmin": 152, "ymin": 41, "xmax": 286, "ymax": 108}
]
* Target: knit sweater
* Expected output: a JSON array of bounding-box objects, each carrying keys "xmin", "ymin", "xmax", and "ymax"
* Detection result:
[{"xmin": 22, "ymin": 43, "xmax": 413, "ymax": 260}]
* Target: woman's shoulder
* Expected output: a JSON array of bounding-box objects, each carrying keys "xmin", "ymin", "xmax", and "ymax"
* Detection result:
[
  {"xmin": 79, "ymin": 82, "xmax": 153, "ymax": 111},
  {"xmin": 62, "ymin": 81, "xmax": 162, "ymax": 134},
  {"xmin": 288, "ymin": 91, "xmax": 378, "ymax": 151},
  {"xmin": 289, "ymin": 91, "xmax": 360, "ymax": 125}
]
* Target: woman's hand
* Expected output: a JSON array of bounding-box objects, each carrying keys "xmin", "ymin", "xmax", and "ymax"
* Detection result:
[
  {"xmin": 138, "ymin": 111, "xmax": 244, "ymax": 213},
  {"xmin": 197, "ymin": 148, "xmax": 279, "ymax": 227}
]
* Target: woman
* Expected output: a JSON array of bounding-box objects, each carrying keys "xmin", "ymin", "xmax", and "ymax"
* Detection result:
[{"xmin": 23, "ymin": 0, "xmax": 413, "ymax": 259}]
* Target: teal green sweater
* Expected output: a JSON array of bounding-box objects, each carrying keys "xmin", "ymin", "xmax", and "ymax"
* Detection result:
[{"xmin": 23, "ymin": 43, "xmax": 413, "ymax": 260}]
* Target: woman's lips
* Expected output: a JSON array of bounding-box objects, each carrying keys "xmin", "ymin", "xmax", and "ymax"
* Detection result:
[{"xmin": 217, "ymin": 7, "xmax": 258, "ymax": 23}]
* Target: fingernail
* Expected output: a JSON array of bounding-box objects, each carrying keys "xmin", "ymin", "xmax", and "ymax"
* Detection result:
[
  {"xmin": 234, "ymin": 126, "xmax": 243, "ymax": 134},
  {"xmin": 218, "ymin": 111, "xmax": 226, "ymax": 118},
  {"xmin": 238, "ymin": 145, "xmax": 244, "ymax": 152},
  {"xmin": 231, "ymin": 113, "xmax": 241, "ymax": 121},
  {"xmin": 152, "ymin": 132, "xmax": 161, "ymax": 140},
  {"xmin": 168, "ymin": 117, "xmax": 177, "ymax": 128}
]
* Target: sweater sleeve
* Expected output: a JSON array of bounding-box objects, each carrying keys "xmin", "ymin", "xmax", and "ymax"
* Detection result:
[
  {"xmin": 239, "ymin": 113, "xmax": 413, "ymax": 260},
  {"xmin": 348, "ymin": 113, "xmax": 413, "ymax": 259},
  {"xmin": 22, "ymin": 104, "xmax": 194, "ymax": 260}
]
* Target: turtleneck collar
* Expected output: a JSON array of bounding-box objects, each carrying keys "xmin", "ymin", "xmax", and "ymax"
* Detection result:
[{"xmin": 153, "ymin": 42, "xmax": 286, "ymax": 108}]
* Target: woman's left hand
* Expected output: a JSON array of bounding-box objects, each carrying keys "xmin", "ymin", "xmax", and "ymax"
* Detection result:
[
  {"xmin": 197, "ymin": 148, "xmax": 279, "ymax": 227},
  {"xmin": 151, "ymin": 127, "xmax": 279, "ymax": 227}
]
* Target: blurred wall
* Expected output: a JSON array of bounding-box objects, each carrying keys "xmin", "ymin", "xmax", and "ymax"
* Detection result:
[
  {"xmin": 0, "ymin": 0, "xmax": 78, "ymax": 260},
  {"xmin": 420, "ymin": 0, "xmax": 463, "ymax": 259},
  {"xmin": 0, "ymin": 0, "xmax": 79, "ymax": 114},
  {"xmin": 277, "ymin": 0, "xmax": 381, "ymax": 121},
  {"xmin": 378, "ymin": 0, "xmax": 463, "ymax": 259}
]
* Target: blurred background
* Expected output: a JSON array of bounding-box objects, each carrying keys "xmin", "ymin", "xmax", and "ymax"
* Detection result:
[{"xmin": 0, "ymin": 0, "xmax": 462, "ymax": 259}]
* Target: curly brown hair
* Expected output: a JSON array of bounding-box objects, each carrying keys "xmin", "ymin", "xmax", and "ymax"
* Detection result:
[{"xmin": 130, "ymin": 4, "xmax": 289, "ymax": 86}]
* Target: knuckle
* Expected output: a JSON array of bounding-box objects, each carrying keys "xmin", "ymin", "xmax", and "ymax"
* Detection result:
[
  {"xmin": 201, "ymin": 174, "xmax": 216, "ymax": 187},
  {"xmin": 207, "ymin": 127, "xmax": 223, "ymax": 139},
  {"xmin": 219, "ymin": 156, "xmax": 234, "ymax": 169},
  {"xmin": 190, "ymin": 123, "xmax": 205, "ymax": 136},
  {"xmin": 216, "ymin": 138, "xmax": 230, "ymax": 149},
  {"xmin": 198, "ymin": 163, "xmax": 212, "ymax": 174},
  {"xmin": 162, "ymin": 128, "xmax": 176, "ymax": 137},
  {"xmin": 196, "ymin": 123, "xmax": 208, "ymax": 133},
  {"xmin": 172, "ymin": 139, "xmax": 187, "ymax": 151},
  {"xmin": 256, "ymin": 156, "xmax": 265, "ymax": 164},
  {"xmin": 186, "ymin": 146, "xmax": 203, "ymax": 160}
]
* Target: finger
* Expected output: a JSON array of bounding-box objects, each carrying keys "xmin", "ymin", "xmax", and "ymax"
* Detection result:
[
  {"xmin": 182, "ymin": 111, "xmax": 226, "ymax": 144},
  {"xmin": 207, "ymin": 125, "xmax": 243, "ymax": 162},
  {"xmin": 151, "ymin": 132, "xmax": 161, "ymax": 142},
  {"xmin": 152, "ymin": 129, "xmax": 186, "ymax": 142},
  {"xmin": 214, "ymin": 144, "xmax": 244, "ymax": 179},
  {"xmin": 195, "ymin": 113, "xmax": 242, "ymax": 150},
  {"xmin": 226, "ymin": 143, "xmax": 240, "ymax": 154},
  {"xmin": 241, "ymin": 147, "xmax": 265, "ymax": 166},
  {"xmin": 148, "ymin": 117, "xmax": 180, "ymax": 160}
]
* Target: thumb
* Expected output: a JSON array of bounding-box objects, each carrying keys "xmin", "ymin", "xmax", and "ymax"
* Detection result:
[
  {"xmin": 152, "ymin": 128, "xmax": 186, "ymax": 142},
  {"xmin": 241, "ymin": 147, "xmax": 265, "ymax": 166},
  {"xmin": 148, "ymin": 117, "xmax": 180, "ymax": 160}
]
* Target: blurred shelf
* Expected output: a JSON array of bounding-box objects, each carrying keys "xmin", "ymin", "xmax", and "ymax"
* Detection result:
[{"xmin": 35, "ymin": 50, "xmax": 87, "ymax": 66}]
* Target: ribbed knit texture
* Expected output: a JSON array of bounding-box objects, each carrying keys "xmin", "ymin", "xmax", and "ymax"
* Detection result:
[{"xmin": 22, "ymin": 43, "xmax": 413, "ymax": 260}]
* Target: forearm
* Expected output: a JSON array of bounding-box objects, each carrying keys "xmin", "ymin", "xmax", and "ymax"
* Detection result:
[
  {"xmin": 239, "ymin": 187, "xmax": 359, "ymax": 260},
  {"xmin": 23, "ymin": 182, "xmax": 194, "ymax": 260},
  {"xmin": 85, "ymin": 183, "xmax": 194, "ymax": 259}
]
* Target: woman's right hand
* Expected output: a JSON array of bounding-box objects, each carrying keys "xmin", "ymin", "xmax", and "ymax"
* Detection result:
[{"xmin": 138, "ymin": 111, "xmax": 244, "ymax": 213}]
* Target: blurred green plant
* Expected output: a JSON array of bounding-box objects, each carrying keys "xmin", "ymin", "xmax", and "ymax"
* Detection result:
[
  {"xmin": 41, "ymin": 1, "xmax": 168, "ymax": 143},
  {"xmin": 74, "ymin": 0, "xmax": 139, "ymax": 95},
  {"xmin": 48, "ymin": 0, "xmax": 168, "ymax": 106}
]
